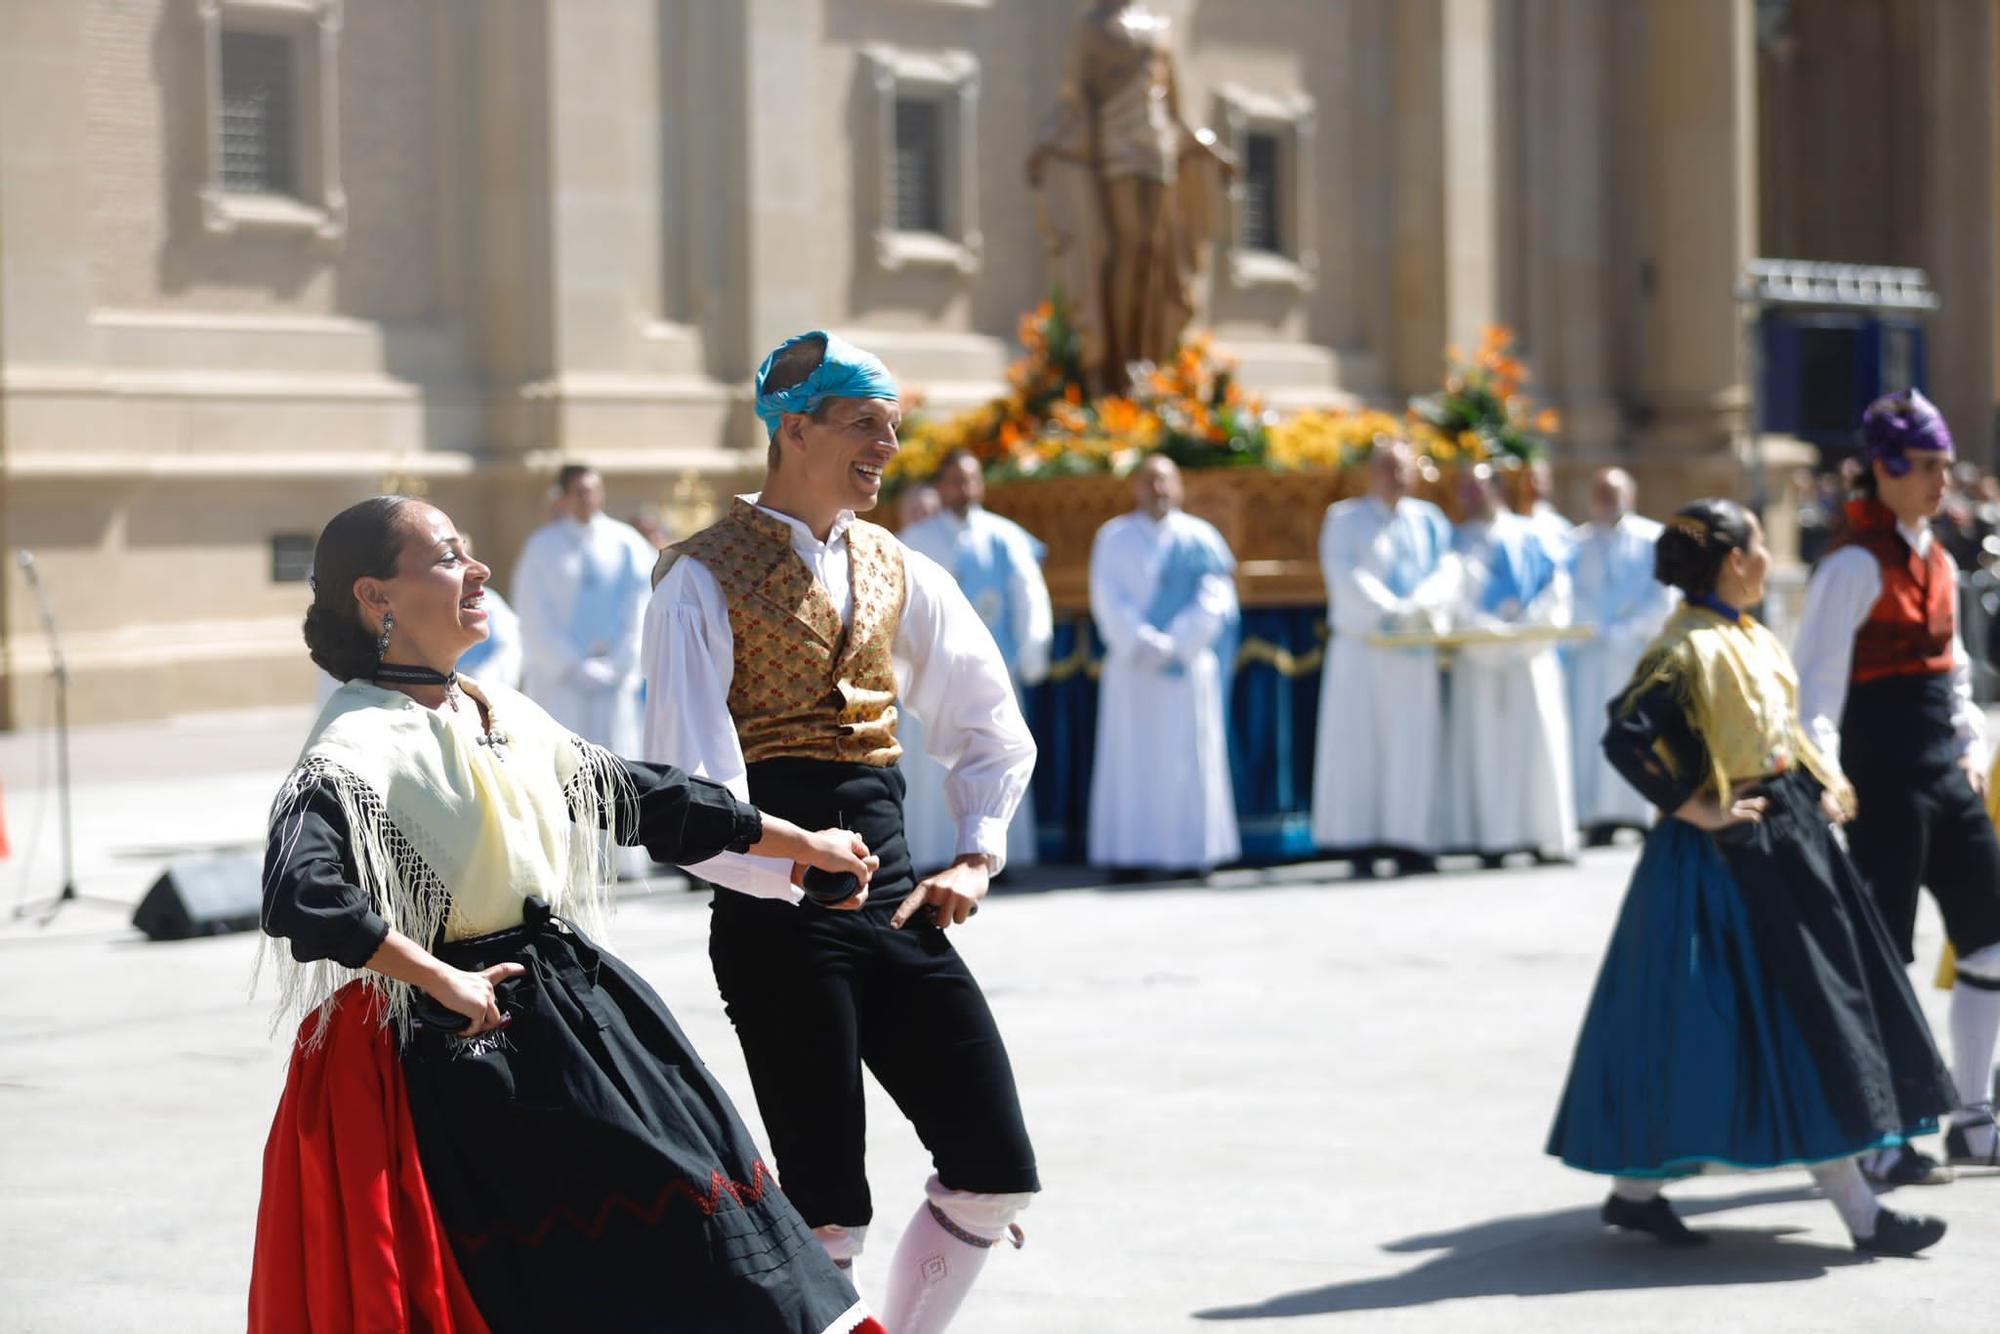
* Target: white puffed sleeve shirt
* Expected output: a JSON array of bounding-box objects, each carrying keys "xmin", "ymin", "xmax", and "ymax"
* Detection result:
[{"xmin": 640, "ymin": 497, "xmax": 1037, "ymax": 904}]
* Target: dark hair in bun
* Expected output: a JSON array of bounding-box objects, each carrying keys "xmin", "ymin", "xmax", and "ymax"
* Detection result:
[
  {"xmin": 302, "ymin": 496, "xmax": 416, "ymax": 681},
  {"xmin": 1653, "ymin": 497, "xmax": 1753, "ymax": 597}
]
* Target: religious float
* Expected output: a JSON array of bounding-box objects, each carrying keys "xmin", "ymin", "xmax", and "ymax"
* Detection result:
[
  {"xmin": 887, "ymin": 302, "xmax": 1561, "ymax": 863},
  {"xmin": 880, "ymin": 0, "xmax": 1562, "ymax": 863}
]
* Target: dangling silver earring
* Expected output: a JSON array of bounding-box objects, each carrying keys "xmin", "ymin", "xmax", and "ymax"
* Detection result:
[{"xmin": 376, "ymin": 610, "xmax": 394, "ymax": 660}]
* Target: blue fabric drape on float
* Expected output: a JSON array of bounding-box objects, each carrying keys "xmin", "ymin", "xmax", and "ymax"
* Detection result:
[
  {"xmin": 1022, "ymin": 608, "xmax": 1324, "ymax": 864},
  {"xmin": 1228, "ymin": 608, "xmax": 1322, "ymax": 861},
  {"xmin": 1024, "ymin": 618, "xmax": 1101, "ymax": 863}
]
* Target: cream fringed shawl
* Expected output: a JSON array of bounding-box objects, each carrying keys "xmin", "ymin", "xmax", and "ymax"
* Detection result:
[{"xmin": 256, "ymin": 678, "xmax": 635, "ymax": 1045}]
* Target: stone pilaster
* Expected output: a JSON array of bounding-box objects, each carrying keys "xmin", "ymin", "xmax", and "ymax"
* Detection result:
[{"xmin": 1386, "ymin": 0, "xmax": 1499, "ymax": 397}]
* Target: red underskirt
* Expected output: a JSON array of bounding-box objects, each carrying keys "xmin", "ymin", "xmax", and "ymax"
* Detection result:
[{"xmin": 248, "ymin": 982, "xmax": 488, "ymax": 1333}]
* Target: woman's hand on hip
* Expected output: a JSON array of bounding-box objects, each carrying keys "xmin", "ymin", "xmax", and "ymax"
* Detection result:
[
  {"xmin": 788, "ymin": 828, "xmax": 878, "ymax": 911},
  {"xmin": 425, "ymin": 962, "xmax": 525, "ymax": 1036}
]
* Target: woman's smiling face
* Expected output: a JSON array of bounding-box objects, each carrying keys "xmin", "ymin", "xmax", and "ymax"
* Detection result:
[{"xmin": 355, "ymin": 503, "xmax": 492, "ymax": 670}]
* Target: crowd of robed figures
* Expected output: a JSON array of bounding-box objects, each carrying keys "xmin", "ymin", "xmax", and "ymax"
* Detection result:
[{"xmin": 483, "ymin": 444, "xmax": 1685, "ymax": 884}]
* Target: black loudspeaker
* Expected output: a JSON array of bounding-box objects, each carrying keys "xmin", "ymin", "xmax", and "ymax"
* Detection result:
[{"xmin": 132, "ymin": 850, "xmax": 264, "ymax": 941}]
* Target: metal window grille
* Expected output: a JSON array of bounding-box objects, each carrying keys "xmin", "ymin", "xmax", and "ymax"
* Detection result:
[
  {"xmin": 893, "ymin": 97, "xmax": 945, "ymax": 234},
  {"xmin": 1242, "ymin": 130, "xmax": 1282, "ymax": 254},
  {"xmin": 220, "ymin": 31, "xmax": 296, "ymax": 195},
  {"xmin": 271, "ymin": 534, "xmax": 314, "ymax": 584}
]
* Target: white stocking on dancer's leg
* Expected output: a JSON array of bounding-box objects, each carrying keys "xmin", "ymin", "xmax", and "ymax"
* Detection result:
[
  {"xmin": 1948, "ymin": 943, "xmax": 2000, "ymax": 1159},
  {"xmin": 882, "ymin": 1177, "xmax": 1029, "ymax": 1334}
]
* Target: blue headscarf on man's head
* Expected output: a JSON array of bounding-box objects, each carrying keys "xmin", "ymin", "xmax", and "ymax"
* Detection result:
[{"xmin": 754, "ymin": 331, "xmax": 900, "ymax": 439}]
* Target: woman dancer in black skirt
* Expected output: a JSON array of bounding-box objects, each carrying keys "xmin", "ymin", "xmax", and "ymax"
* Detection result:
[
  {"xmin": 249, "ymin": 496, "xmax": 888, "ymax": 1334},
  {"xmin": 1547, "ymin": 498, "xmax": 1956, "ymax": 1255}
]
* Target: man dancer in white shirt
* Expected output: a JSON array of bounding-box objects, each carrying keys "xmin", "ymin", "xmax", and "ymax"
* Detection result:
[
  {"xmin": 642, "ymin": 331, "xmax": 1038, "ymax": 1334},
  {"xmin": 900, "ymin": 450, "xmax": 1054, "ymax": 873},
  {"xmin": 1566, "ymin": 468, "xmax": 1674, "ymax": 843},
  {"xmin": 1087, "ymin": 454, "xmax": 1241, "ymax": 877},
  {"xmin": 1792, "ymin": 388, "xmax": 2000, "ymax": 1183},
  {"xmin": 1310, "ymin": 437, "xmax": 1458, "ymax": 874}
]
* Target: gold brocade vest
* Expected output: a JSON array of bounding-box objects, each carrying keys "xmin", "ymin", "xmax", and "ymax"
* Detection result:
[{"xmin": 666, "ymin": 500, "xmax": 906, "ymax": 767}]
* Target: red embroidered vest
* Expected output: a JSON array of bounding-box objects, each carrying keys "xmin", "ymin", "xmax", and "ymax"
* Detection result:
[{"xmin": 1832, "ymin": 498, "xmax": 1956, "ymax": 685}]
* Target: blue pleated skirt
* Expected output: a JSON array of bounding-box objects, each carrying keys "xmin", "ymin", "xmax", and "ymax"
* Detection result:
[{"xmin": 1547, "ymin": 772, "xmax": 1954, "ymax": 1177}]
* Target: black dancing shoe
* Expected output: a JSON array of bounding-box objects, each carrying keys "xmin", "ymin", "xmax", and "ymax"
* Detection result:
[
  {"xmin": 1862, "ymin": 1145, "xmax": 1956, "ymax": 1187},
  {"xmin": 1391, "ymin": 850, "xmax": 1438, "ymax": 877},
  {"xmin": 1943, "ymin": 1106, "xmax": 2000, "ymax": 1168},
  {"xmin": 1600, "ymin": 1192, "xmax": 1709, "ymax": 1247},
  {"xmin": 1854, "ymin": 1207, "xmax": 1947, "ymax": 1256}
]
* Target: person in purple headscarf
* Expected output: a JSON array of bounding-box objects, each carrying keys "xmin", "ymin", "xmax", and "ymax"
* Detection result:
[{"xmin": 1792, "ymin": 386, "xmax": 2000, "ymax": 1183}]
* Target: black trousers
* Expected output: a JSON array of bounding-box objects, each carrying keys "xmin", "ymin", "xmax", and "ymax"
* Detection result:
[
  {"xmin": 710, "ymin": 757, "xmax": 1039, "ymax": 1228},
  {"xmin": 1843, "ymin": 674, "xmax": 2000, "ymax": 961},
  {"xmin": 1846, "ymin": 761, "xmax": 2000, "ymax": 962}
]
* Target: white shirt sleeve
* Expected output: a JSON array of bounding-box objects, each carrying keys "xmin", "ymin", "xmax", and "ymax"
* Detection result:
[
  {"xmin": 1789, "ymin": 546, "xmax": 1881, "ymax": 774},
  {"xmin": 1939, "ymin": 550, "xmax": 1990, "ymax": 770},
  {"xmin": 1089, "ymin": 520, "xmax": 1153, "ymax": 657},
  {"xmin": 1321, "ymin": 508, "xmax": 1404, "ymax": 634},
  {"xmin": 1519, "ymin": 565, "xmax": 1572, "ymax": 630},
  {"xmin": 895, "ymin": 546, "xmax": 1038, "ymax": 871},
  {"xmin": 1168, "ymin": 572, "xmax": 1237, "ymax": 661},
  {"xmin": 638, "ymin": 558, "xmax": 802, "ymax": 904}
]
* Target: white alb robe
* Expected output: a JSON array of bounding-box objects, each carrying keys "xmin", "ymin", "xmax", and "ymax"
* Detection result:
[
  {"xmin": 1566, "ymin": 514, "xmax": 1674, "ymax": 827},
  {"xmin": 640, "ymin": 497, "xmax": 1035, "ymax": 902},
  {"xmin": 1087, "ymin": 509, "xmax": 1240, "ymax": 870},
  {"xmin": 513, "ymin": 515, "xmax": 657, "ymax": 756},
  {"xmin": 1442, "ymin": 511, "xmax": 1579, "ymax": 859},
  {"xmin": 1310, "ymin": 495, "xmax": 1458, "ymax": 853},
  {"xmin": 898, "ymin": 506, "xmax": 1055, "ymax": 873}
]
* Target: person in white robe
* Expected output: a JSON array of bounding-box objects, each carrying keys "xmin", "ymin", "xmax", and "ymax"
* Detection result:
[
  {"xmin": 1523, "ymin": 457, "xmax": 1576, "ymax": 562},
  {"xmin": 1310, "ymin": 437, "xmax": 1458, "ymax": 873},
  {"xmin": 1442, "ymin": 462, "xmax": 1580, "ymax": 864},
  {"xmin": 1566, "ymin": 468, "xmax": 1673, "ymax": 840},
  {"xmin": 900, "ymin": 452, "xmax": 1055, "ymax": 873},
  {"xmin": 1088, "ymin": 454, "xmax": 1240, "ymax": 874},
  {"xmin": 513, "ymin": 463, "xmax": 657, "ymax": 757}
]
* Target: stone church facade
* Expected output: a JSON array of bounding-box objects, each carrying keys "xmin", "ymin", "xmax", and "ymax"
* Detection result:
[{"xmin": 2, "ymin": 0, "xmax": 1994, "ymax": 725}]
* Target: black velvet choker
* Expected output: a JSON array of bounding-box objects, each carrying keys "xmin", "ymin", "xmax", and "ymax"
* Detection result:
[{"xmin": 372, "ymin": 662, "xmax": 458, "ymax": 688}]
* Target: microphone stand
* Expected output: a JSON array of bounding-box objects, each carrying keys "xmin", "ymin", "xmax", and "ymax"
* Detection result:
[{"xmin": 12, "ymin": 551, "xmax": 120, "ymax": 923}]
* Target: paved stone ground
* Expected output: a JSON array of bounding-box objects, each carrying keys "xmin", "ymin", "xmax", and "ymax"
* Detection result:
[{"xmin": 2, "ymin": 709, "xmax": 1995, "ymax": 1332}]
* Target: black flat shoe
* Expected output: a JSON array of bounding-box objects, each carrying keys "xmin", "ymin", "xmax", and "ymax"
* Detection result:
[
  {"xmin": 1943, "ymin": 1107, "xmax": 2000, "ymax": 1167},
  {"xmin": 1855, "ymin": 1207, "xmax": 1947, "ymax": 1256},
  {"xmin": 1600, "ymin": 1192, "xmax": 1708, "ymax": 1247},
  {"xmin": 1863, "ymin": 1145, "xmax": 1955, "ymax": 1186}
]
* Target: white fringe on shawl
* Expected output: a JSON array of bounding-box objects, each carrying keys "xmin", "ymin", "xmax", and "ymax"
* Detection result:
[{"xmin": 254, "ymin": 680, "xmax": 636, "ymax": 1049}]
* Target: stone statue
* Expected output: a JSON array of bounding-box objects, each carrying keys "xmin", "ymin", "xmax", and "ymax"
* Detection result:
[{"xmin": 1027, "ymin": 1, "xmax": 1234, "ymax": 395}]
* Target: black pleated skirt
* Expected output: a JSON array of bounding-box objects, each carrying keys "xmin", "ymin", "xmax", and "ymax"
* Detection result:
[
  {"xmin": 1549, "ymin": 769, "xmax": 1957, "ymax": 1176},
  {"xmin": 398, "ymin": 899, "xmax": 867, "ymax": 1334}
]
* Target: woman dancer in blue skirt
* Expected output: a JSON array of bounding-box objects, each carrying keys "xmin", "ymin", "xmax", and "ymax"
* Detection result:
[{"xmin": 1547, "ymin": 498, "xmax": 1955, "ymax": 1255}]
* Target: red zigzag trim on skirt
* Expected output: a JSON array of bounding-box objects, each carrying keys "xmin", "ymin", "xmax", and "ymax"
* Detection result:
[{"xmin": 452, "ymin": 1160, "xmax": 777, "ymax": 1254}]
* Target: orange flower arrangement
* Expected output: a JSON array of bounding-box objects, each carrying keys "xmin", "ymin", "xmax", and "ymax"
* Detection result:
[{"xmin": 888, "ymin": 306, "xmax": 1557, "ymax": 491}]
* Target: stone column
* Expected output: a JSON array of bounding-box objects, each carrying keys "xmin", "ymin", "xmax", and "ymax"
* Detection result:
[
  {"xmin": 1927, "ymin": 0, "xmax": 1999, "ymax": 469},
  {"xmin": 1628, "ymin": 0, "xmax": 1756, "ymax": 470},
  {"xmin": 1387, "ymin": 0, "xmax": 1499, "ymax": 396},
  {"xmin": 1522, "ymin": 0, "xmax": 1620, "ymax": 465}
]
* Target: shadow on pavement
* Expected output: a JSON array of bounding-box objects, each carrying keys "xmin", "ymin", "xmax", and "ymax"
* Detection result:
[{"xmin": 1191, "ymin": 1185, "xmax": 1875, "ymax": 1319}]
